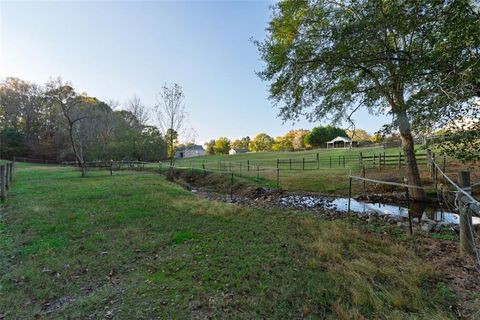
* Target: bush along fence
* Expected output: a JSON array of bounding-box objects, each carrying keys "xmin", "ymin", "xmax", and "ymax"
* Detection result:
[{"xmin": 0, "ymin": 159, "xmax": 16, "ymax": 202}]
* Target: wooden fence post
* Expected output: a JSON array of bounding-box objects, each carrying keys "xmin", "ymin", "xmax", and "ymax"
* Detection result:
[
  {"xmin": 239, "ymin": 163, "xmax": 242, "ymax": 177},
  {"xmin": 5, "ymin": 163, "xmax": 10, "ymax": 190},
  {"xmin": 276, "ymin": 159, "xmax": 279, "ymax": 169},
  {"xmin": 458, "ymin": 171, "xmax": 471, "ymax": 195},
  {"xmin": 329, "ymin": 156, "xmax": 332, "ymax": 168},
  {"xmin": 459, "ymin": 196, "xmax": 475, "ymax": 256},
  {"xmin": 8, "ymin": 162, "xmax": 13, "ymax": 182},
  {"xmin": 289, "ymin": 159, "xmax": 292, "ymax": 170},
  {"xmin": 317, "ymin": 153, "xmax": 320, "ymax": 170},
  {"xmin": 247, "ymin": 160, "xmax": 250, "ymax": 172},
  {"xmin": 302, "ymin": 158, "xmax": 305, "ymax": 170},
  {"xmin": 0, "ymin": 165, "xmax": 6, "ymax": 201},
  {"xmin": 110, "ymin": 160, "xmax": 113, "ymax": 176}
]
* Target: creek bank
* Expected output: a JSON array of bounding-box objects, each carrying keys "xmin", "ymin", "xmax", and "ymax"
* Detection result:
[{"xmin": 169, "ymin": 170, "xmax": 475, "ymax": 232}]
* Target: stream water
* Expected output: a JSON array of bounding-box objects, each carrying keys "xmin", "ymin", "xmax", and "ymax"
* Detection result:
[{"xmin": 279, "ymin": 195, "xmax": 480, "ymax": 225}]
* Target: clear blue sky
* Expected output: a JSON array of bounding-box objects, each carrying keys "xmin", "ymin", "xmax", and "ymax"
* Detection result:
[{"xmin": 0, "ymin": 0, "xmax": 390, "ymax": 144}]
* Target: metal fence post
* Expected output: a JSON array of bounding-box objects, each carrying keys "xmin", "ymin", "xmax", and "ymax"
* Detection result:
[
  {"xmin": 347, "ymin": 177, "xmax": 352, "ymax": 213},
  {"xmin": 276, "ymin": 168, "xmax": 279, "ymax": 189},
  {"xmin": 230, "ymin": 173, "xmax": 234, "ymax": 200}
]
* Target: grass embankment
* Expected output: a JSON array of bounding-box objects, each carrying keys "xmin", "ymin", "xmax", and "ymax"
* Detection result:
[{"xmin": 0, "ymin": 163, "xmax": 457, "ymax": 318}]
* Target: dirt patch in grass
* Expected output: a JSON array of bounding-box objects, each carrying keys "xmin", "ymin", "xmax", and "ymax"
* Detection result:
[{"xmin": 419, "ymin": 238, "xmax": 480, "ymax": 318}]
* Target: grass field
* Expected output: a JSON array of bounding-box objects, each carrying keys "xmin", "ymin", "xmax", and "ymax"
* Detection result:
[
  {"xmin": 0, "ymin": 163, "xmax": 460, "ymax": 318},
  {"xmin": 172, "ymin": 146, "xmax": 479, "ymax": 197}
]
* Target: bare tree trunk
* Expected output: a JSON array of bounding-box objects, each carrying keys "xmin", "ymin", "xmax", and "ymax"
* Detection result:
[
  {"xmin": 397, "ymin": 111, "xmax": 425, "ymax": 200},
  {"xmin": 167, "ymin": 136, "xmax": 174, "ymax": 181}
]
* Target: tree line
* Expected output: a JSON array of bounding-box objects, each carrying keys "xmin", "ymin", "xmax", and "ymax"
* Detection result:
[
  {"xmin": 0, "ymin": 77, "xmax": 171, "ymax": 163},
  {"xmin": 203, "ymin": 125, "xmax": 401, "ymax": 155}
]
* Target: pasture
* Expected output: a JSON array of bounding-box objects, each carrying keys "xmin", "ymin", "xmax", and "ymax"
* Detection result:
[{"xmin": 0, "ymin": 162, "xmax": 462, "ymax": 319}]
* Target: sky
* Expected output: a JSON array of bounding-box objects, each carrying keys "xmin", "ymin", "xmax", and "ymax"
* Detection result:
[{"xmin": 0, "ymin": 0, "xmax": 391, "ymax": 144}]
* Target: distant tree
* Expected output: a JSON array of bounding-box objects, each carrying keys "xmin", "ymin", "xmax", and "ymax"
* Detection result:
[
  {"xmin": 371, "ymin": 133, "xmax": 385, "ymax": 143},
  {"xmin": 126, "ymin": 95, "xmax": 150, "ymax": 128},
  {"xmin": 232, "ymin": 136, "xmax": 250, "ymax": 150},
  {"xmin": 204, "ymin": 139, "xmax": 216, "ymax": 155},
  {"xmin": 283, "ymin": 129, "xmax": 309, "ymax": 150},
  {"xmin": 272, "ymin": 136, "xmax": 293, "ymax": 151},
  {"xmin": 347, "ymin": 129, "xmax": 372, "ymax": 142},
  {"xmin": 0, "ymin": 77, "xmax": 44, "ymax": 155},
  {"xmin": 304, "ymin": 126, "xmax": 347, "ymax": 148},
  {"xmin": 214, "ymin": 137, "xmax": 231, "ymax": 155},
  {"xmin": 0, "ymin": 128, "xmax": 28, "ymax": 159},
  {"xmin": 249, "ymin": 133, "xmax": 274, "ymax": 152},
  {"xmin": 257, "ymin": 0, "xmax": 479, "ymax": 199},
  {"xmin": 154, "ymin": 83, "xmax": 188, "ymax": 180}
]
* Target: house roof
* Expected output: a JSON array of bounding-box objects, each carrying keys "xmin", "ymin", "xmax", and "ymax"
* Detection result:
[
  {"xmin": 326, "ymin": 136, "xmax": 352, "ymax": 144},
  {"xmin": 177, "ymin": 145, "xmax": 204, "ymax": 151}
]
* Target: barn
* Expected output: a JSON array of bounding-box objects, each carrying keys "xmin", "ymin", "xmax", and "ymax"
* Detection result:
[{"xmin": 175, "ymin": 145, "xmax": 205, "ymax": 158}]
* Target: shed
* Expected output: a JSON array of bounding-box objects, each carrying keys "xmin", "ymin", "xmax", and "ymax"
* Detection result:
[
  {"xmin": 326, "ymin": 136, "xmax": 358, "ymax": 149},
  {"xmin": 229, "ymin": 148, "xmax": 248, "ymax": 155}
]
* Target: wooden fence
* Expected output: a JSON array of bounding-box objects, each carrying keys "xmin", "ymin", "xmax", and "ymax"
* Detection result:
[{"xmin": 0, "ymin": 160, "xmax": 16, "ymax": 201}]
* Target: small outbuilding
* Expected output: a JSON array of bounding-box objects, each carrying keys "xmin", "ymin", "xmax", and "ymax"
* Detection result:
[
  {"xmin": 326, "ymin": 136, "xmax": 358, "ymax": 149},
  {"xmin": 175, "ymin": 145, "xmax": 205, "ymax": 158},
  {"xmin": 229, "ymin": 148, "xmax": 248, "ymax": 155}
]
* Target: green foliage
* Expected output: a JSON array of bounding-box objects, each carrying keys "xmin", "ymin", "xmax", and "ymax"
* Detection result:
[
  {"xmin": 304, "ymin": 126, "xmax": 347, "ymax": 147},
  {"xmin": 0, "ymin": 128, "xmax": 28, "ymax": 159},
  {"xmin": 257, "ymin": 0, "xmax": 479, "ymax": 127},
  {"xmin": 429, "ymin": 121, "xmax": 480, "ymax": 162},
  {"xmin": 204, "ymin": 139, "xmax": 216, "ymax": 155},
  {"xmin": 0, "ymin": 77, "xmax": 167, "ymax": 161},
  {"xmin": 249, "ymin": 133, "xmax": 274, "ymax": 152},
  {"xmin": 231, "ymin": 136, "xmax": 250, "ymax": 150},
  {"xmin": 272, "ymin": 136, "xmax": 293, "ymax": 151},
  {"xmin": 213, "ymin": 137, "xmax": 231, "ymax": 155},
  {"xmin": 347, "ymin": 129, "xmax": 372, "ymax": 142},
  {"xmin": 165, "ymin": 129, "xmax": 178, "ymax": 159}
]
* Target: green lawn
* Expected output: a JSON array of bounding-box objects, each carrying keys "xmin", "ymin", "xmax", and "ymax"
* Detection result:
[{"xmin": 0, "ymin": 163, "xmax": 457, "ymax": 318}]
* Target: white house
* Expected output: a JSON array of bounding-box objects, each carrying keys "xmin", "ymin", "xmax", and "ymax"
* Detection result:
[
  {"xmin": 229, "ymin": 148, "xmax": 248, "ymax": 155},
  {"xmin": 175, "ymin": 145, "xmax": 205, "ymax": 158},
  {"xmin": 326, "ymin": 136, "xmax": 358, "ymax": 149}
]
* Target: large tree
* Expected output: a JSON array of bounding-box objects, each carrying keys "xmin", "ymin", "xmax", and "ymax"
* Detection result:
[
  {"xmin": 257, "ymin": 0, "xmax": 479, "ymax": 200},
  {"xmin": 305, "ymin": 126, "xmax": 347, "ymax": 147}
]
